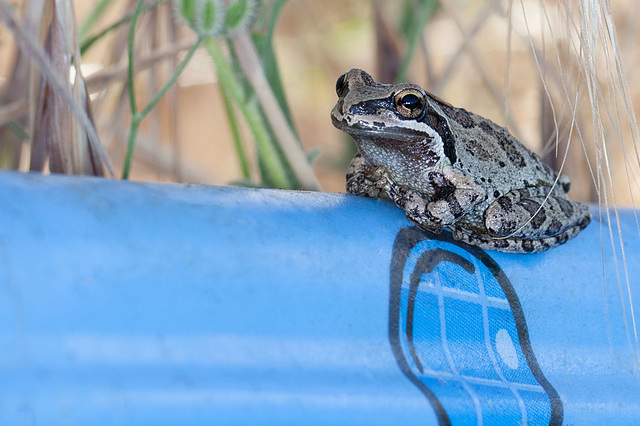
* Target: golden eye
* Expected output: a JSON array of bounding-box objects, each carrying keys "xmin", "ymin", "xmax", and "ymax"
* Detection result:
[{"xmin": 394, "ymin": 89, "xmax": 426, "ymax": 119}]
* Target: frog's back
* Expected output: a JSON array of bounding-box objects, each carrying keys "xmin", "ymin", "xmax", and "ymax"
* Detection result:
[{"xmin": 432, "ymin": 99, "xmax": 560, "ymax": 193}]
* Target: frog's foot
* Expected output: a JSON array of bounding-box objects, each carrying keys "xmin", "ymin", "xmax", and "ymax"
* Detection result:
[
  {"xmin": 346, "ymin": 154, "xmax": 391, "ymax": 198},
  {"xmin": 347, "ymin": 154, "xmax": 385, "ymax": 198},
  {"xmin": 558, "ymin": 173, "xmax": 572, "ymax": 193},
  {"xmin": 376, "ymin": 184, "xmax": 443, "ymax": 233},
  {"xmin": 451, "ymin": 186, "xmax": 592, "ymax": 253},
  {"xmin": 346, "ymin": 155, "xmax": 445, "ymax": 234}
]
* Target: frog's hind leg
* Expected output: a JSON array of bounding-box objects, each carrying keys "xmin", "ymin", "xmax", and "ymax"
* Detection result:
[
  {"xmin": 483, "ymin": 187, "xmax": 591, "ymax": 239},
  {"xmin": 450, "ymin": 220, "xmax": 589, "ymax": 253},
  {"xmin": 465, "ymin": 186, "xmax": 591, "ymax": 252}
]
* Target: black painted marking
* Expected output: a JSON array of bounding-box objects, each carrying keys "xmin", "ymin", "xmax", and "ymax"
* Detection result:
[
  {"xmin": 389, "ymin": 227, "xmax": 563, "ymax": 426},
  {"xmin": 389, "ymin": 231, "xmax": 452, "ymax": 426},
  {"xmin": 406, "ymin": 249, "xmax": 474, "ymax": 373}
]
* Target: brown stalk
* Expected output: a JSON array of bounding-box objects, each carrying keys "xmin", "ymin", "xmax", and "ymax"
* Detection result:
[
  {"xmin": 0, "ymin": 0, "xmax": 112, "ymax": 176},
  {"xmin": 92, "ymin": 0, "xmax": 185, "ymax": 180},
  {"xmin": 232, "ymin": 32, "xmax": 321, "ymax": 191}
]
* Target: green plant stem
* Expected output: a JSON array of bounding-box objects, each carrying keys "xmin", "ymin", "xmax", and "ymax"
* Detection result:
[
  {"xmin": 396, "ymin": 0, "xmax": 438, "ymax": 83},
  {"xmin": 122, "ymin": 0, "xmax": 202, "ymax": 179},
  {"xmin": 138, "ymin": 40, "xmax": 202, "ymax": 119},
  {"xmin": 252, "ymin": 0, "xmax": 294, "ymax": 129},
  {"xmin": 78, "ymin": 0, "xmax": 115, "ymax": 41},
  {"xmin": 127, "ymin": 1, "xmax": 144, "ymax": 117},
  {"xmin": 220, "ymin": 84, "xmax": 251, "ymax": 179},
  {"xmin": 232, "ymin": 33, "xmax": 320, "ymax": 190},
  {"xmin": 122, "ymin": 0, "xmax": 145, "ymax": 180},
  {"xmin": 81, "ymin": 1, "xmax": 166, "ymax": 54},
  {"xmin": 204, "ymin": 36, "xmax": 290, "ymax": 189}
]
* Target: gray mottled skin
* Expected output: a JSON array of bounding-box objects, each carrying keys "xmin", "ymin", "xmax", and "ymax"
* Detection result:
[{"xmin": 331, "ymin": 69, "xmax": 591, "ymax": 253}]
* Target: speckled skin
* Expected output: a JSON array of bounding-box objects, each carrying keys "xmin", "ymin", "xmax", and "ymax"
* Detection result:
[{"xmin": 331, "ymin": 69, "xmax": 591, "ymax": 253}]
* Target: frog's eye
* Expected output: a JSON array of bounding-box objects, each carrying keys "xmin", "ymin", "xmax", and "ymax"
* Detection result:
[
  {"xmin": 335, "ymin": 73, "xmax": 348, "ymax": 97},
  {"xmin": 394, "ymin": 89, "xmax": 426, "ymax": 119}
]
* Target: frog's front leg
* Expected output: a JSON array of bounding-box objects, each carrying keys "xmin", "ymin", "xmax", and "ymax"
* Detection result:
[
  {"xmin": 347, "ymin": 157, "xmax": 485, "ymax": 232},
  {"xmin": 346, "ymin": 153, "xmax": 390, "ymax": 198},
  {"xmin": 386, "ymin": 168, "xmax": 485, "ymax": 232},
  {"xmin": 346, "ymin": 154, "xmax": 415, "ymax": 211},
  {"xmin": 346, "ymin": 155, "xmax": 439, "ymax": 231},
  {"xmin": 421, "ymin": 168, "xmax": 486, "ymax": 226}
]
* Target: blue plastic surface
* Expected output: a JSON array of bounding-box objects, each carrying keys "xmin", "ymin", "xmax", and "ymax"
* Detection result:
[{"xmin": 0, "ymin": 171, "xmax": 639, "ymax": 424}]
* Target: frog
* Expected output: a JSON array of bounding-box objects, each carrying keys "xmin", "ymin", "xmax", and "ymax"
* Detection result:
[{"xmin": 331, "ymin": 69, "xmax": 591, "ymax": 253}]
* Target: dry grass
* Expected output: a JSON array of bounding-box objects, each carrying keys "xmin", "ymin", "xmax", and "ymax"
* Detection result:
[{"xmin": 0, "ymin": 0, "xmax": 638, "ymax": 207}]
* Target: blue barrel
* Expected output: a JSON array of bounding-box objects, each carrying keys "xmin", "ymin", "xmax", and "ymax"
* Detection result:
[{"xmin": 0, "ymin": 171, "xmax": 639, "ymax": 424}]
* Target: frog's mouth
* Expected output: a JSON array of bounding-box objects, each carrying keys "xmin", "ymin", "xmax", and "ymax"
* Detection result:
[{"xmin": 332, "ymin": 113, "xmax": 432, "ymax": 142}]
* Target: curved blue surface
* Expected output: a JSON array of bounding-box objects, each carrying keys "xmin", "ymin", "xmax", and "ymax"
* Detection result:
[{"xmin": 0, "ymin": 171, "xmax": 639, "ymax": 424}]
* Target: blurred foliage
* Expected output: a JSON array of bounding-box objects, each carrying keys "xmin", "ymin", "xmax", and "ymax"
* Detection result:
[{"xmin": 0, "ymin": 0, "xmax": 638, "ymax": 206}]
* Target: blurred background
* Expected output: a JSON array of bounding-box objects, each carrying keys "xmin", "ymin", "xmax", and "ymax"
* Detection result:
[{"xmin": 0, "ymin": 0, "xmax": 638, "ymax": 205}]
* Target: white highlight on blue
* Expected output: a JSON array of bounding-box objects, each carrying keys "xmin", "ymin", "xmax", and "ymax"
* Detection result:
[{"xmin": 496, "ymin": 328, "xmax": 519, "ymax": 369}]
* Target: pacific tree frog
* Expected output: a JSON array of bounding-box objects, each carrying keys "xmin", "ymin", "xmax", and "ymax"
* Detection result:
[{"xmin": 331, "ymin": 69, "xmax": 591, "ymax": 253}]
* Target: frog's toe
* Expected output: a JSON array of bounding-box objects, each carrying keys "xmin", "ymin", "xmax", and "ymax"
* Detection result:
[
  {"xmin": 559, "ymin": 173, "xmax": 571, "ymax": 193},
  {"xmin": 483, "ymin": 187, "xmax": 591, "ymax": 239}
]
